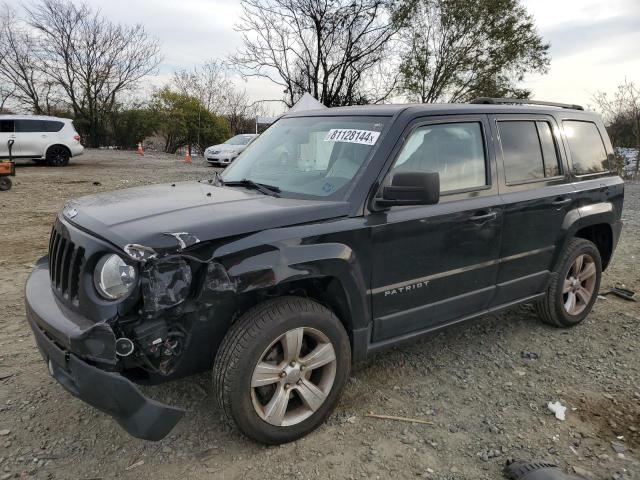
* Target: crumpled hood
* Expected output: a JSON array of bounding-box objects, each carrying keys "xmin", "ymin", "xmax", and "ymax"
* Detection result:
[{"xmin": 63, "ymin": 182, "xmax": 349, "ymax": 251}]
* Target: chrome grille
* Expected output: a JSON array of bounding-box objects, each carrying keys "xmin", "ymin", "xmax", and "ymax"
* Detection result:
[{"xmin": 48, "ymin": 222, "xmax": 85, "ymax": 304}]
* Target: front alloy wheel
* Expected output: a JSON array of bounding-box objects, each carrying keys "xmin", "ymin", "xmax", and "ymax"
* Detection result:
[
  {"xmin": 251, "ymin": 327, "xmax": 337, "ymax": 427},
  {"xmin": 213, "ymin": 296, "xmax": 351, "ymax": 444}
]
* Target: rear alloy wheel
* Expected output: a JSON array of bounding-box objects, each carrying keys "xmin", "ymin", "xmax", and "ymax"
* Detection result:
[
  {"xmin": 46, "ymin": 146, "xmax": 70, "ymax": 167},
  {"xmin": 562, "ymin": 253, "xmax": 597, "ymax": 316},
  {"xmin": 536, "ymin": 238, "xmax": 602, "ymax": 327},
  {"xmin": 213, "ymin": 296, "xmax": 350, "ymax": 444}
]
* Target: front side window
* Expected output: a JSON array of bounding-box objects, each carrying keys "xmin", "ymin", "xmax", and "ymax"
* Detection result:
[
  {"xmin": 388, "ymin": 122, "xmax": 487, "ymax": 192},
  {"xmin": 0, "ymin": 120, "xmax": 14, "ymax": 133},
  {"xmin": 498, "ymin": 120, "xmax": 561, "ymax": 183},
  {"xmin": 222, "ymin": 116, "xmax": 388, "ymax": 199},
  {"xmin": 563, "ymin": 120, "xmax": 609, "ymax": 175}
]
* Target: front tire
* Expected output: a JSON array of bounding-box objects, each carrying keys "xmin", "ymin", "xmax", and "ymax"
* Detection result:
[
  {"xmin": 213, "ymin": 296, "xmax": 351, "ymax": 444},
  {"xmin": 536, "ymin": 238, "xmax": 602, "ymax": 327}
]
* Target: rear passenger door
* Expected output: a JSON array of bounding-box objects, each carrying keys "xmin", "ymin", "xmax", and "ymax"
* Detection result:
[{"xmin": 489, "ymin": 114, "xmax": 576, "ymax": 306}]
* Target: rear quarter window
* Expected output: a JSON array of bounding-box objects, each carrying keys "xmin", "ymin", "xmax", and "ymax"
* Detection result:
[
  {"xmin": 563, "ymin": 120, "xmax": 609, "ymax": 175},
  {"xmin": 42, "ymin": 121, "xmax": 64, "ymax": 132}
]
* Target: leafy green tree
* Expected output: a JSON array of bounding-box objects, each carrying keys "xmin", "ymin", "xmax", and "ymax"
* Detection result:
[
  {"xmin": 397, "ymin": 0, "xmax": 550, "ymax": 103},
  {"xmin": 151, "ymin": 88, "xmax": 230, "ymax": 154},
  {"xmin": 110, "ymin": 106, "xmax": 160, "ymax": 149}
]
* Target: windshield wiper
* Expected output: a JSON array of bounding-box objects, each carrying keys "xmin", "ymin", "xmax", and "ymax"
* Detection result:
[{"xmin": 224, "ymin": 178, "xmax": 281, "ymax": 197}]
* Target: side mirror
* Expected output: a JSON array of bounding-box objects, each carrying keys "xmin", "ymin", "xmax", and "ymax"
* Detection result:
[{"xmin": 376, "ymin": 171, "xmax": 440, "ymax": 208}]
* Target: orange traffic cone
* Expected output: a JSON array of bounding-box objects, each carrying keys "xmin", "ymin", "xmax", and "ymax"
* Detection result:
[
  {"xmin": 136, "ymin": 142, "xmax": 144, "ymax": 156},
  {"xmin": 184, "ymin": 145, "xmax": 192, "ymax": 164}
]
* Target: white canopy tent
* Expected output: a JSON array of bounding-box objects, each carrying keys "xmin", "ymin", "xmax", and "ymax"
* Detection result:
[{"xmin": 255, "ymin": 93, "xmax": 326, "ymax": 133}]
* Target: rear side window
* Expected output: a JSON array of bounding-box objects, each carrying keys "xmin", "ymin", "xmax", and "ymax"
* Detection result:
[
  {"xmin": 498, "ymin": 120, "xmax": 560, "ymax": 183},
  {"xmin": 16, "ymin": 119, "xmax": 64, "ymax": 133},
  {"xmin": 0, "ymin": 120, "xmax": 14, "ymax": 133},
  {"xmin": 563, "ymin": 120, "xmax": 609, "ymax": 175},
  {"xmin": 16, "ymin": 120, "xmax": 42, "ymax": 132},
  {"xmin": 390, "ymin": 122, "xmax": 487, "ymax": 192}
]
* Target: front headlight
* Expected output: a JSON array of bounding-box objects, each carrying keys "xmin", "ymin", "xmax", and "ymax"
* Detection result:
[{"xmin": 94, "ymin": 254, "xmax": 137, "ymax": 300}]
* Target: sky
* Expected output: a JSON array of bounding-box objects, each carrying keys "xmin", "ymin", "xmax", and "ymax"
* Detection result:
[{"xmin": 86, "ymin": 0, "xmax": 640, "ymax": 112}]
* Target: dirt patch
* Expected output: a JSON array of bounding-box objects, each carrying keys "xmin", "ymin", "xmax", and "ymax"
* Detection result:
[
  {"xmin": 0, "ymin": 150, "xmax": 639, "ymax": 480},
  {"xmin": 576, "ymin": 392, "xmax": 640, "ymax": 450}
]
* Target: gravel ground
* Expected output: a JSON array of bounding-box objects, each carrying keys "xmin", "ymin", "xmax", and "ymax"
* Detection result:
[{"xmin": 0, "ymin": 150, "xmax": 638, "ymax": 480}]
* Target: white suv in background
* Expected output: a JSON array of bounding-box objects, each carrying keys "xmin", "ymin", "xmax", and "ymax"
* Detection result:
[{"xmin": 0, "ymin": 115, "xmax": 84, "ymax": 166}]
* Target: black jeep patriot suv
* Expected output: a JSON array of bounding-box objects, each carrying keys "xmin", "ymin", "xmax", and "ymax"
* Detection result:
[{"xmin": 25, "ymin": 98, "xmax": 624, "ymax": 444}]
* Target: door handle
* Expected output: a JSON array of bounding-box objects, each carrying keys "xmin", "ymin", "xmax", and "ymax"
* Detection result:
[
  {"xmin": 41, "ymin": 134, "xmax": 48, "ymax": 138},
  {"xmin": 552, "ymin": 197, "xmax": 571, "ymax": 206},
  {"xmin": 469, "ymin": 211, "xmax": 498, "ymax": 222}
]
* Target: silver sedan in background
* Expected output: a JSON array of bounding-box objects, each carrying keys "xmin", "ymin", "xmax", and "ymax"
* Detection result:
[{"xmin": 204, "ymin": 134, "xmax": 258, "ymax": 167}]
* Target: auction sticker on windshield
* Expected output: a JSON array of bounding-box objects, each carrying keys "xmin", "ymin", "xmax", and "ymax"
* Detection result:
[{"xmin": 324, "ymin": 129, "xmax": 380, "ymax": 146}]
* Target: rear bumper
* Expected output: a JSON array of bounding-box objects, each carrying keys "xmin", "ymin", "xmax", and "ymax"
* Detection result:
[
  {"xmin": 70, "ymin": 144, "xmax": 84, "ymax": 157},
  {"xmin": 25, "ymin": 257, "xmax": 184, "ymax": 441}
]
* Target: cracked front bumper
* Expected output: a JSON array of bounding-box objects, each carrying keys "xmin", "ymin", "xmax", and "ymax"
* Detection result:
[{"xmin": 25, "ymin": 257, "xmax": 184, "ymax": 441}]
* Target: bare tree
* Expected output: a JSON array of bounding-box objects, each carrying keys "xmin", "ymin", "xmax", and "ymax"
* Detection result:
[
  {"xmin": 173, "ymin": 59, "xmax": 233, "ymax": 116},
  {"xmin": 21, "ymin": 0, "xmax": 162, "ymax": 147},
  {"xmin": 0, "ymin": 82, "xmax": 14, "ymax": 111},
  {"xmin": 0, "ymin": 5, "xmax": 58, "ymax": 114},
  {"xmin": 593, "ymin": 80, "xmax": 640, "ymax": 175},
  {"xmin": 231, "ymin": 0, "xmax": 401, "ymax": 107}
]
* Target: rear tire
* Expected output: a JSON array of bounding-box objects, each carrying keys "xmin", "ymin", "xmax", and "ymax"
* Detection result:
[
  {"xmin": 535, "ymin": 238, "xmax": 602, "ymax": 327},
  {"xmin": 46, "ymin": 146, "xmax": 70, "ymax": 167},
  {"xmin": 213, "ymin": 296, "xmax": 351, "ymax": 444}
]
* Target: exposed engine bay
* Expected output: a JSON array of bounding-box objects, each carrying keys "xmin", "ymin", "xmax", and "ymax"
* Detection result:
[{"xmin": 110, "ymin": 249, "xmax": 237, "ymax": 378}]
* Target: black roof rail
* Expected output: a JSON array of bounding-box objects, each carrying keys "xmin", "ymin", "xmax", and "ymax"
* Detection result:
[{"xmin": 470, "ymin": 97, "xmax": 584, "ymax": 111}]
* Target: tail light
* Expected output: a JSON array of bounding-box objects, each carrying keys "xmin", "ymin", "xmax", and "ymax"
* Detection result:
[{"xmin": 73, "ymin": 135, "xmax": 81, "ymax": 142}]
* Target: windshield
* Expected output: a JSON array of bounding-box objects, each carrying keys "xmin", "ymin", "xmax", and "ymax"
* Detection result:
[
  {"xmin": 224, "ymin": 135, "xmax": 255, "ymax": 145},
  {"xmin": 221, "ymin": 116, "xmax": 387, "ymax": 199}
]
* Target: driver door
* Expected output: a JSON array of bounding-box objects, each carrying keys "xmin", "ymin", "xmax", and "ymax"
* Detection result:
[{"xmin": 368, "ymin": 116, "xmax": 504, "ymax": 343}]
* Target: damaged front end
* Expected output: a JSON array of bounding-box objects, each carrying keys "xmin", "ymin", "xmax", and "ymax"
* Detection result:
[
  {"xmin": 114, "ymin": 241, "xmax": 238, "ymax": 380},
  {"xmin": 25, "ymin": 220, "xmax": 240, "ymax": 441},
  {"xmin": 25, "ymin": 256, "xmax": 185, "ymax": 441}
]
